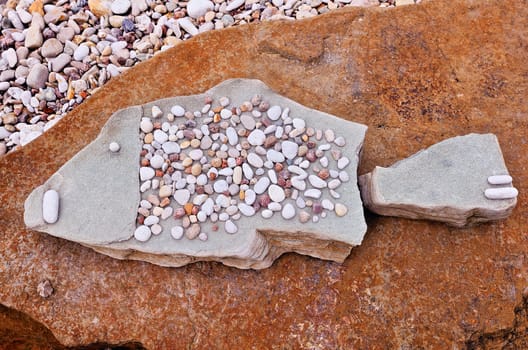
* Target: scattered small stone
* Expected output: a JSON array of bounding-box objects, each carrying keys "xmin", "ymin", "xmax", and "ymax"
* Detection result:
[
  {"xmin": 335, "ymin": 203, "xmax": 348, "ymax": 217},
  {"xmin": 109, "ymin": 142, "xmax": 120, "ymax": 152},
  {"xmin": 42, "ymin": 190, "xmax": 59, "ymax": 224},
  {"xmin": 37, "ymin": 280, "xmax": 54, "ymax": 298}
]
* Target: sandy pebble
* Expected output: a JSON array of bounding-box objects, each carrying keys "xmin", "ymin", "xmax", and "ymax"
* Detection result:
[
  {"xmin": 151, "ymin": 224, "xmax": 162, "ymax": 235},
  {"xmin": 186, "ymin": 223, "xmax": 201, "ymax": 239},
  {"xmin": 299, "ymin": 210, "xmax": 310, "ymax": 223},
  {"xmin": 335, "ymin": 203, "xmax": 348, "ymax": 217},
  {"xmin": 134, "ymin": 225, "xmax": 151, "ymax": 241},
  {"xmin": 159, "ymin": 185, "xmax": 172, "ymax": 198}
]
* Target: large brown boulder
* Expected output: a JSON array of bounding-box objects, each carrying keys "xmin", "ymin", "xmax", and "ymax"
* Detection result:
[{"xmin": 1, "ymin": 0, "xmax": 527, "ymax": 347}]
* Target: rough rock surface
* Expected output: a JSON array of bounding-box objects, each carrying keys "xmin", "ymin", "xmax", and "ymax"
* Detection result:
[
  {"xmin": 1, "ymin": 0, "xmax": 528, "ymax": 348},
  {"xmin": 359, "ymin": 133, "xmax": 517, "ymax": 227},
  {"xmin": 24, "ymin": 79, "xmax": 367, "ymax": 270}
]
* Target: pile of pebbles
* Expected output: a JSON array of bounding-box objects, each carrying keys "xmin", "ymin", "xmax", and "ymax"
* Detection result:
[
  {"xmin": 134, "ymin": 94, "xmax": 351, "ymax": 242},
  {"xmin": 0, "ymin": 0, "xmax": 418, "ymax": 156}
]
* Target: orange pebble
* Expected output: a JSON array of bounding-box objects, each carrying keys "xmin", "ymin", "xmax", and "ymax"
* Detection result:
[
  {"xmin": 160, "ymin": 197, "xmax": 170, "ymax": 207},
  {"xmin": 239, "ymin": 190, "xmax": 245, "ymax": 200},
  {"xmin": 155, "ymin": 170, "xmax": 164, "ymax": 177},
  {"xmin": 184, "ymin": 203, "xmax": 193, "ymax": 215}
]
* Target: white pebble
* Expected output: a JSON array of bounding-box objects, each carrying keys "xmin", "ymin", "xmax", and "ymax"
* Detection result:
[
  {"xmin": 261, "ymin": 209, "xmax": 273, "ymax": 219},
  {"xmin": 154, "ymin": 129, "xmax": 168, "ymax": 144},
  {"xmin": 187, "ymin": 0, "xmax": 214, "ymax": 18},
  {"xmin": 328, "ymin": 179, "xmax": 341, "ymax": 190},
  {"xmin": 42, "ymin": 189, "xmax": 59, "ymax": 224},
  {"xmin": 198, "ymin": 232, "xmax": 208, "ymax": 241},
  {"xmin": 245, "ymin": 189, "xmax": 256, "ymax": 205},
  {"xmin": 484, "ymin": 187, "xmax": 518, "ymax": 200},
  {"xmin": 214, "ymin": 179, "xmax": 229, "ymax": 193},
  {"xmin": 268, "ymin": 202, "xmax": 282, "ymax": 211},
  {"xmin": 281, "ymin": 141, "xmax": 298, "ymax": 160},
  {"xmin": 171, "ymin": 226, "xmax": 184, "ymax": 240},
  {"xmin": 296, "ymin": 196, "xmax": 306, "ymax": 209},
  {"xmin": 247, "ymin": 153, "xmax": 264, "ymax": 168},
  {"xmin": 144, "ymin": 215, "xmax": 159, "ymax": 226},
  {"xmin": 151, "ymin": 224, "xmax": 162, "ymax": 235},
  {"xmin": 268, "ymin": 184, "xmax": 285, "ymax": 202},
  {"xmin": 254, "ymin": 177, "xmax": 271, "ymax": 194},
  {"xmin": 149, "ymin": 155, "xmax": 164, "ymax": 169},
  {"xmin": 241, "ymin": 114, "xmax": 256, "ymax": 130},
  {"xmin": 337, "ymin": 156, "xmax": 350, "ymax": 169},
  {"xmin": 140, "ymin": 167, "xmax": 155, "ymax": 181},
  {"xmin": 171, "ymin": 105, "xmax": 185, "ymax": 117},
  {"xmin": 322, "ymin": 199, "xmax": 334, "ymax": 211},
  {"xmin": 162, "ymin": 141, "xmax": 180, "ymax": 154},
  {"xmin": 267, "ymin": 105, "xmax": 281, "ymax": 120},
  {"xmin": 134, "ymin": 225, "xmax": 151, "ymax": 242},
  {"xmin": 267, "ymin": 149, "xmax": 285, "ymax": 163},
  {"xmin": 225, "ymin": 220, "xmax": 238, "ymax": 234},
  {"xmin": 291, "ymin": 176, "xmax": 306, "ymax": 191},
  {"xmin": 226, "ymin": 127, "xmax": 238, "ymax": 145},
  {"xmin": 304, "ymin": 189, "xmax": 322, "ymax": 199},
  {"xmin": 173, "ymin": 189, "xmax": 190, "ymax": 205},
  {"xmin": 324, "ymin": 129, "xmax": 335, "ymax": 142},
  {"xmin": 339, "ymin": 171, "xmax": 350, "ymax": 182},
  {"xmin": 220, "ymin": 109, "xmax": 232, "ymax": 119},
  {"xmin": 242, "ymin": 163, "xmax": 254, "ymax": 180},
  {"xmin": 247, "ymin": 129, "xmax": 266, "ymax": 146},
  {"xmin": 281, "ymin": 203, "xmax": 296, "ymax": 219},
  {"xmin": 488, "ymin": 175, "xmax": 513, "ymax": 185},
  {"xmin": 334, "ymin": 136, "xmax": 346, "ymax": 147},
  {"xmin": 109, "ymin": 142, "xmax": 120, "ymax": 152},
  {"xmin": 292, "ymin": 118, "xmax": 305, "ymax": 130},
  {"xmin": 308, "ymin": 175, "xmax": 327, "ymax": 189},
  {"xmin": 238, "ymin": 203, "xmax": 256, "ymax": 216},
  {"xmin": 140, "ymin": 118, "xmax": 153, "ymax": 133}
]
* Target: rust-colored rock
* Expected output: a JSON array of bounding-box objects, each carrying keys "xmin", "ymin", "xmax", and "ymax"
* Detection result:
[{"xmin": 1, "ymin": 0, "xmax": 528, "ymax": 348}]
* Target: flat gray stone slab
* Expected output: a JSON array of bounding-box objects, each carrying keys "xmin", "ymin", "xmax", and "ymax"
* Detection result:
[
  {"xmin": 24, "ymin": 79, "xmax": 368, "ymax": 269},
  {"xmin": 359, "ymin": 133, "xmax": 517, "ymax": 227}
]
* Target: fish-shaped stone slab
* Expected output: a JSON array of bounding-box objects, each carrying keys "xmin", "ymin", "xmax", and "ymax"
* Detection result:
[
  {"xmin": 24, "ymin": 79, "xmax": 368, "ymax": 269},
  {"xmin": 359, "ymin": 133, "xmax": 518, "ymax": 227}
]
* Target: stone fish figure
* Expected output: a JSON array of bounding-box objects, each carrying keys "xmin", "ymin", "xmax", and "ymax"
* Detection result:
[{"xmin": 23, "ymin": 79, "xmax": 518, "ymax": 269}]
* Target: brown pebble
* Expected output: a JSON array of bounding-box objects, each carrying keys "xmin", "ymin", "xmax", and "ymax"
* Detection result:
[
  {"xmin": 204, "ymin": 96, "xmax": 213, "ymax": 104},
  {"xmin": 140, "ymin": 149, "xmax": 148, "ymax": 156},
  {"xmin": 141, "ymin": 158, "xmax": 149, "ymax": 166},
  {"xmin": 191, "ymin": 205, "xmax": 199, "ymax": 215},
  {"xmin": 258, "ymin": 101, "xmax": 270, "ymax": 111},
  {"xmin": 307, "ymin": 141, "xmax": 316, "ymax": 149},
  {"xmin": 306, "ymin": 149, "xmax": 317, "ymax": 162},
  {"xmin": 264, "ymin": 135, "xmax": 278, "ymax": 148},
  {"xmin": 185, "ymin": 223, "xmax": 201, "ymax": 240},
  {"xmin": 211, "ymin": 158, "xmax": 222, "ymax": 168},
  {"xmin": 211, "ymin": 224, "xmax": 219, "ymax": 231},
  {"xmin": 298, "ymin": 145, "xmax": 308, "ymax": 157},
  {"xmin": 274, "ymin": 163, "xmax": 284, "ymax": 172},
  {"xmin": 312, "ymin": 202, "xmax": 323, "ymax": 215},
  {"xmin": 191, "ymin": 163, "xmax": 202, "ymax": 176},
  {"xmin": 212, "ymin": 106, "xmax": 223, "ymax": 113},
  {"xmin": 195, "ymin": 185, "xmax": 205, "ymax": 194},
  {"xmin": 258, "ymin": 194, "xmax": 271, "ymax": 208},
  {"xmin": 155, "ymin": 170, "xmax": 164, "ymax": 177},
  {"xmin": 137, "ymin": 215, "xmax": 145, "ymax": 225},
  {"xmin": 169, "ymin": 153, "xmax": 179, "ymax": 162},
  {"xmin": 209, "ymin": 172, "xmax": 217, "ymax": 181}
]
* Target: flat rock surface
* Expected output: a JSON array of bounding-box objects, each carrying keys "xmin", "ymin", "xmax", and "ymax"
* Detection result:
[
  {"xmin": 359, "ymin": 133, "xmax": 517, "ymax": 227},
  {"xmin": 24, "ymin": 79, "xmax": 367, "ymax": 269},
  {"xmin": 1, "ymin": 0, "xmax": 528, "ymax": 348}
]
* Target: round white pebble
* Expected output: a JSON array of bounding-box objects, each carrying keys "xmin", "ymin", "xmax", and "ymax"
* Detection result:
[
  {"xmin": 254, "ymin": 177, "xmax": 271, "ymax": 194},
  {"xmin": 151, "ymin": 224, "xmax": 162, "ymax": 235},
  {"xmin": 171, "ymin": 226, "xmax": 184, "ymax": 240},
  {"xmin": 140, "ymin": 167, "xmax": 155, "ymax": 181},
  {"xmin": 134, "ymin": 225, "xmax": 151, "ymax": 242},
  {"xmin": 247, "ymin": 153, "xmax": 264, "ymax": 168},
  {"xmin": 268, "ymin": 184, "xmax": 285, "ymax": 202},
  {"xmin": 281, "ymin": 141, "xmax": 298, "ymax": 160},
  {"xmin": 109, "ymin": 142, "xmax": 120, "ymax": 152},
  {"xmin": 281, "ymin": 203, "xmax": 296, "ymax": 219},
  {"xmin": 238, "ymin": 203, "xmax": 256, "ymax": 216},
  {"xmin": 198, "ymin": 232, "xmax": 208, "ymax": 241},
  {"xmin": 261, "ymin": 209, "xmax": 273, "ymax": 219},
  {"xmin": 140, "ymin": 118, "xmax": 153, "ymax": 133},
  {"xmin": 247, "ymin": 129, "xmax": 266, "ymax": 146},
  {"xmin": 150, "ymin": 154, "xmax": 164, "ymax": 169},
  {"xmin": 171, "ymin": 105, "xmax": 185, "ymax": 116},
  {"xmin": 225, "ymin": 220, "xmax": 238, "ymax": 234},
  {"xmin": 267, "ymin": 105, "xmax": 281, "ymax": 120}
]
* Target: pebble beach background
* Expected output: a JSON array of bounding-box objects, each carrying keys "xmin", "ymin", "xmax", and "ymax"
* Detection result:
[{"xmin": 0, "ymin": 0, "xmax": 417, "ymax": 155}]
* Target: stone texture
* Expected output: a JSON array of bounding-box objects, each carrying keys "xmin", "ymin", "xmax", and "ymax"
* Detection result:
[
  {"xmin": 24, "ymin": 79, "xmax": 367, "ymax": 269},
  {"xmin": 1, "ymin": 0, "xmax": 528, "ymax": 348},
  {"xmin": 359, "ymin": 133, "xmax": 517, "ymax": 227}
]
